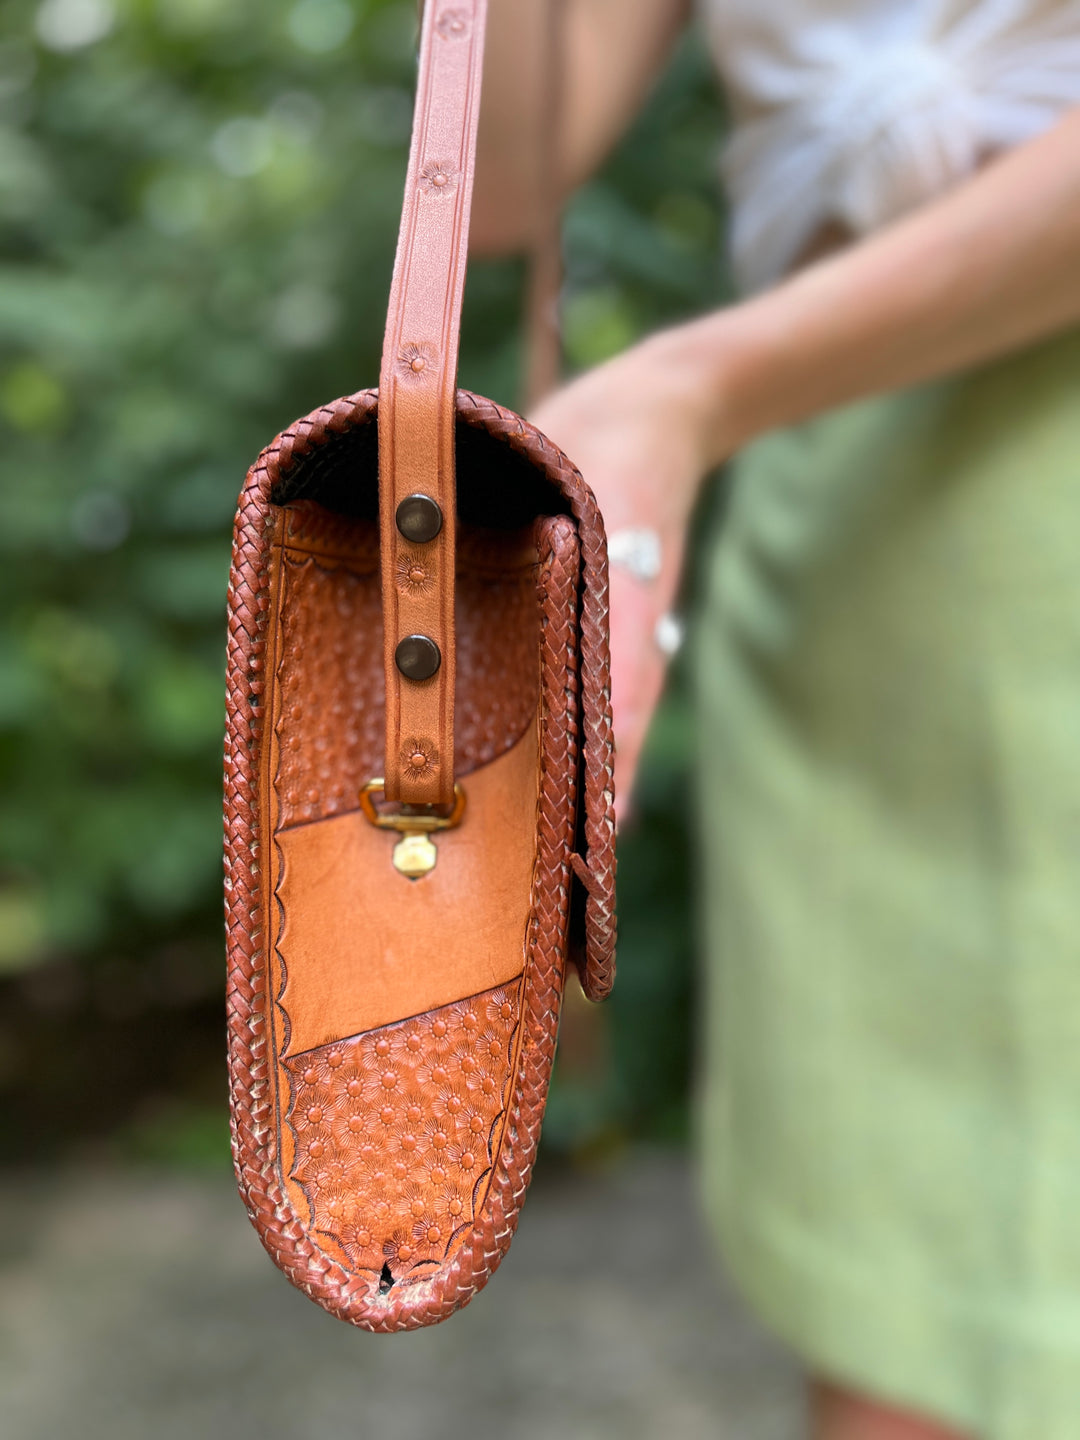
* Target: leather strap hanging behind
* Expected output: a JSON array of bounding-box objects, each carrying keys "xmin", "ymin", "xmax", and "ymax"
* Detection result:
[
  {"xmin": 522, "ymin": 0, "xmax": 564, "ymax": 409},
  {"xmin": 379, "ymin": 0, "xmax": 488, "ymax": 805}
]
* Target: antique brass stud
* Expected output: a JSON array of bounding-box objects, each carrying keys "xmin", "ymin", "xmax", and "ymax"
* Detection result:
[
  {"xmin": 395, "ymin": 493, "xmax": 443, "ymax": 543},
  {"xmin": 395, "ymin": 633, "xmax": 441, "ymax": 680}
]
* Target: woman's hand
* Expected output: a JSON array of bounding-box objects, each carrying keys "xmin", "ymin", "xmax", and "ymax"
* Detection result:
[
  {"xmin": 529, "ymin": 332, "xmax": 724, "ymax": 817},
  {"xmin": 528, "ymin": 106, "xmax": 1080, "ymax": 818}
]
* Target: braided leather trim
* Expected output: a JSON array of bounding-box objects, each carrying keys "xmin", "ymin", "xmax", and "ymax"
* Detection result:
[
  {"xmin": 457, "ymin": 393, "xmax": 616, "ymax": 1001},
  {"xmin": 225, "ymin": 388, "xmax": 612, "ymax": 1328}
]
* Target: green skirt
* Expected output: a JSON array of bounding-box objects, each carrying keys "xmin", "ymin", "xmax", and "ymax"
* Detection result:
[{"xmin": 694, "ymin": 329, "xmax": 1080, "ymax": 1438}]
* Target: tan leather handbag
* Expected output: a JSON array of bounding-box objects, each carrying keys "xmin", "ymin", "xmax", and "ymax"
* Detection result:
[{"xmin": 223, "ymin": 0, "xmax": 615, "ymax": 1331}]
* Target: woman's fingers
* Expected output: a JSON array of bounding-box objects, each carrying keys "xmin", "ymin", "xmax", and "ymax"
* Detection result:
[{"xmin": 530, "ymin": 342, "xmax": 715, "ymax": 817}]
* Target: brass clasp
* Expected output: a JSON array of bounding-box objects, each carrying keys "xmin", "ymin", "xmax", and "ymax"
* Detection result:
[{"xmin": 358, "ymin": 780, "xmax": 466, "ymax": 879}]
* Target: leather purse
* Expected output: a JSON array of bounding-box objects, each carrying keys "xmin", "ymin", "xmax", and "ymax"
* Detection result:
[{"xmin": 223, "ymin": 0, "xmax": 615, "ymax": 1331}]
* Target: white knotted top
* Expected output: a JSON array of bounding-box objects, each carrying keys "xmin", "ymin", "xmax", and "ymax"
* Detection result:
[{"xmin": 696, "ymin": 0, "xmax": 1080, "ymax": 290}]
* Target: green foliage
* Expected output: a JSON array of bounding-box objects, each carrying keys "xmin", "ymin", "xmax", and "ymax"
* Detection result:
[
  {"xmin": 0, "ymin": 0, "xmax": 727, "ymax": 1145},
  {"xmin": 0, "ymin": 0, "xmax": 431, "ymax": 963},
  {"xmin": 562, "ymin": 38, "xmax": 729, "ymax": 367}
]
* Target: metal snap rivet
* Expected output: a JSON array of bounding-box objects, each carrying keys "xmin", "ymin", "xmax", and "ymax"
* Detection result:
[
  {"xmin": 395, "ymin": 634, "xmax": 441, "ymax": 681},
  {"xmin": 395, "ymin": 494, "xmax": 443, "ymax": 544}
]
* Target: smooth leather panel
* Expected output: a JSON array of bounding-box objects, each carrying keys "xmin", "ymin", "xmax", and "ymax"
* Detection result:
[{"xmin": 275, "ymin": 716, "xmax": 537, "ymax": 1055}]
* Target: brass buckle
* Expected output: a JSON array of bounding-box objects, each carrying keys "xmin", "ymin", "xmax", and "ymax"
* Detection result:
[{"xmin": 359, "ymin": 779, "xmax": 466, "ymax": 879}]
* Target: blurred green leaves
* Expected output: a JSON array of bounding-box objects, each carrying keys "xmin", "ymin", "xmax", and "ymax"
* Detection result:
[
  {"xmin": 0, "ymin": 0, "xmax": 426, "ymax": 965},
  {"xmin": 2, "ymin": 357, "xmax": 65, "ymax": 428},
  {"xmin": 561, "ymin": 37, "xmax": 729, "ymax": 372}
]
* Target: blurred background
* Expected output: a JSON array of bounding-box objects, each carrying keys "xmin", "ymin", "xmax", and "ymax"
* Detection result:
[{"xmin": 0, "ymin": 1, "xmax": 802, "ymax": 1433}]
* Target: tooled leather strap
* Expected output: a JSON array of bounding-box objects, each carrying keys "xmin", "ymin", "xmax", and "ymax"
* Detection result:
[{"xmin": 379, "ymin": 0, "xmax": 488, "ymax": 805}]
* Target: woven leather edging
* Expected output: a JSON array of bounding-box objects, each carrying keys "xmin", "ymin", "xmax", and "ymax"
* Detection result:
[
  {"xmin": 225, "ymin": 388, "xmax": 605, "ymax": 1328},
  {"xmin": 456, "ymin": 393, "xmax": 615, "ymax": 1002}
]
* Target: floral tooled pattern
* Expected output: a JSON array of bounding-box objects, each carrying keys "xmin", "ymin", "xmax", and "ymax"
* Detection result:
[
  {"xmin": 285, "ymin": 982, "xmax": 522, "ymax": 1277},
  {"xmin": 436, "ymin": 8, "xmax": 470, "ymax": 40},
  {"xmin": 397, "ymin": 342, "xmax": 437, "ymax": 381},
  {"xmin": 275, "ymin": 550, "xmax": 385, "ymax": 829},
  {"xmin": 455, "ymin": 564, "xmax": 539, "ymax": 768},
  {"xmin": 395, "ymin": 548, "xmax": 434, "ymax": 598},
  {"xmin": 282, "ymin": 501, "xmax": 379, "ymax": 561},
  {"xmin": 400, "ymin": 737, "xmax": 438, "ymax": 781},
  {"xmin": 419, "ymin": 160, "xmax": 457, "ymax": 196}
]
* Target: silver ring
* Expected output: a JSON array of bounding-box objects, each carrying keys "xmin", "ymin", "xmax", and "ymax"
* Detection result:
[
  {"xmin": 654, "ymin": 612, "xmax": 685, "ymax": 657},
  {"xmin": 608, "ymin": 527, "xmax": 661, "ymax": 582}
]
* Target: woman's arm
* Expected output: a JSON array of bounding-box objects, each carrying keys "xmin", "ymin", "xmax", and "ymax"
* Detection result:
[
  {"xmin": 472, "ymin": 0, "xmax": 689, "ymax": 254},
  {"xmin": 530, "ymin": 106, "xmax": 1080, "ymax": 811},
  {"xmin": 667, "ymin": 105, "xmax": 1080, "ymax": 464}
]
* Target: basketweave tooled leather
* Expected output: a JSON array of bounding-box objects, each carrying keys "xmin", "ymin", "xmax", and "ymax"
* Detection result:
[{"xmin": 224, "ymin": 0, "xmax": 616, "ymax": 1333}]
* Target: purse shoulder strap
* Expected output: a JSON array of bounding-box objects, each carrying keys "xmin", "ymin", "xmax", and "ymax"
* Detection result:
[
  {"xmin": 522, "ymin": 0, "xmax": 564, "ymax": 408},
  {"xmin": 378, "ymin": 0, "xmax": 488, "ymax": 806}
]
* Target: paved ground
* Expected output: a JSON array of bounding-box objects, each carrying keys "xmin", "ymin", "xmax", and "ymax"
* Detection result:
[{"xmin": 0, "ymin": 1150, "xmax": 803, "ymax": 1440}]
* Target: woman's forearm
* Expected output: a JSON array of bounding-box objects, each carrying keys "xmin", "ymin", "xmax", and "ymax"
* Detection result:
[
  {"xmin": 472, "ymin": 0, "xmax": 687, "ymax": 254},
  {"xmin": 652, "ymin": 106, "xmax": 1080, "ymax": 467},
  {"xmin": 529, "ymin": 105, "xmax": 1080, "ymax": 811}
]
